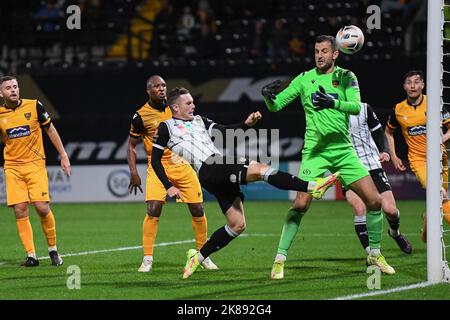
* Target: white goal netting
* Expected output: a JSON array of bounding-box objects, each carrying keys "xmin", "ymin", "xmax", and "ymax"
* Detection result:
[{"xmin": 438, "ymin": 0, "xmax": 450, "ymax": 282}]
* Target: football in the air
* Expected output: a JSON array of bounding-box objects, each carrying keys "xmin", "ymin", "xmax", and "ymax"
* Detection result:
[{"xmin": 336, "ymin": 25, "xmax": 365, "ymax": 54}]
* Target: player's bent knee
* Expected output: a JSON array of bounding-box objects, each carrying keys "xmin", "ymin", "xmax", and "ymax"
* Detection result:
[
  {"xmin": 147, "ymin": 202, "xmax": 163, "ymax": 217},
  {"xmin": 292, "ymin": 199, "xmax": 310, "ymax": 212},
  {"xmin": 33, "ymin": 202, "xmax": 50, "ymax": 216},
  {"xmin": 227, "ymin": 215, "xmax": 246, "ymax": 234},
  {"xmin": 147, "ymin": 209, "xmax": 162, "ymax": 218},
  {"xmin": 353, "ymin": 207, "xmax": 366, "ymax": 216},
  {"xmin": 383, "ymin": 205, "xmax": 398, "ymax": 216},
  {"xmin": 230, "ymin": 221, "xmax": 246, "ymax": 234},
  {"xmin": 366, "ymin": 198, "xmax": 382, "ymax": 211},
  {"xmin": 188, "ymin": 203, "xmax": 204, "ymax": 217},
  {"xmin": 13, "ymin": 203, "xmax": 29, "ymax": 218},
  {"xmin": 353, "ymin": 202, "xmax": 367, "ymax": 215},
  {"xmin": 247, "ymin": 162, "xmax": 269, "ymax": 181}
]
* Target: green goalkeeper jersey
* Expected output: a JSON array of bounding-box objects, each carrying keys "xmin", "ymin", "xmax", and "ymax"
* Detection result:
[{"xmin": 264, "ymin": 65, "xmax": 361, "ymax": 151}]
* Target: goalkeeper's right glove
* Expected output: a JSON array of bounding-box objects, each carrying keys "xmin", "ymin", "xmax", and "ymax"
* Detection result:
[
  {"xmin": 312, "ymin": 85, "xmax": 337, "ymax": 111},
  {"xmin": 261, "ymin": 80, "xmax": 282, "ymax": 101}
]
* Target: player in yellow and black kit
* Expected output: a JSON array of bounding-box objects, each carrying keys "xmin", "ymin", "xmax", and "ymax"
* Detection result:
[
  {"xmin": 127, "ymin": 75, "xmax": 218, "ymax": 272},
  {"xmin": 0, "ymin": 75, "xmax": 71, "ymax": 267},
  {"xmin": 385, "ymin": 70, "xmax": 450, "ymax": 242}
]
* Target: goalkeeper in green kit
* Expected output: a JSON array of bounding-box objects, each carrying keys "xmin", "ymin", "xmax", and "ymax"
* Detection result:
[{"xmin": 262, "ymin": 35, "xmax": 395, "ymax": 279}]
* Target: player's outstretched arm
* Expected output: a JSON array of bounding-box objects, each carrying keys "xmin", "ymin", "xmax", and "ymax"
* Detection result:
[
  {"xmin": 261, "ymin": 77, "xmax": 301, "ymax": 113},
  {"xmin": 127, "ymin": 136, "xmax": 143, "ymax": 195},
  {"xmin": 244, "ymin": 112, "xmax": 262, "ymax": 127},
  {"xmin": 44, "ymin": 123, "xmax": 71, "ymax": 177},
  {"xmin": 201, "ymin": 113, "xmax": 260, "ymax": 136},
  {"xmin": 261, "ymin": 80, "xmax": 282, "ymax": 110}
]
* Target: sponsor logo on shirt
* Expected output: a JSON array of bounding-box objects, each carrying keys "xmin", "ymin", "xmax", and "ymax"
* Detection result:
[
  {"xmin": 349, "ymin": 80, "xmax": 359, "ymax": 88},
  {"xmin": 6, "ymin": 125, "xmax": 31, "ymax": 139},
  {"xmin": 407, "ymin": 125, "xmax": 426, "ymax": 136}
]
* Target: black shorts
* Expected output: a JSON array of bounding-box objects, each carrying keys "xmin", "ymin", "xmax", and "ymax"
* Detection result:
[
  {"xmin": 199, "ymin": 156, "xmax": 249, "ymax": 213},
  {"xmin": 343, "ymin": 168, "xmax": 392, "ymax": 196}
]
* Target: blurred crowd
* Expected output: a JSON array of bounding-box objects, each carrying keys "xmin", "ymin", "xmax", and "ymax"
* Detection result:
[
  {"xmin": 150, "ymin": 0, "xmax": 423, "ymax": 62},
  {"xmin": 0, "ymin": 0, "xmax": 426, "ymax": 72}
]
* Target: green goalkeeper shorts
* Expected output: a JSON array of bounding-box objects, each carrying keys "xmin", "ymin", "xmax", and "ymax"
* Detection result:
[{"xmin": 298, "ymin": 147, "xmax": 369, "ymax": 189}]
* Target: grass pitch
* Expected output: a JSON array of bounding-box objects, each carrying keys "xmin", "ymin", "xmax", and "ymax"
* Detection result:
[{"xmin": 0, "ymin": 200, "xmax": 449, "ymax": 300}]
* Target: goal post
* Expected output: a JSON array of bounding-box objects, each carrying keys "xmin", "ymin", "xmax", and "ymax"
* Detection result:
[{"xmin": 427, "ymin": 0, "xmax": 450, "ymax": 283}]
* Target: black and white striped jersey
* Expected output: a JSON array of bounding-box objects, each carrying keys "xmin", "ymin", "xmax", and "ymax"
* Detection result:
[
  {"xmin": 348, "ymin": 103, "xmax": 382, "ymax": 170},
  {"xmin": 153, "ymin": 116, "xmax": 222, "ymax": 173}
]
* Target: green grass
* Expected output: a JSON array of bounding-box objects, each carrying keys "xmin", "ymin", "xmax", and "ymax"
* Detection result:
[{"xmin": 0, "ymin": 200, "xmax": 449, "ymax": 300}]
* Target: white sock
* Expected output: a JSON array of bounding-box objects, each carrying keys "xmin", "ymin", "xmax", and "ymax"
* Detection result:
[
  {"xmin": 28, "ymin": 252, "xmax": 36, "ymax": 259},
  {"xmin": 198, "ymin": 252, "xmax": 205, "ymax": 263},
  {"xmin": 365, "ymin": 246, "xmax": 371, "ymax": 255},
  {"xmin": 275, "ymin": 253, "xmax": 286, "ymax": 262},
  {"xmin": 307, "ymin": 181, "xmax": 316, "ymax": 193},
  {"xmin": 143, "ymin": 255, "xmax": 153, "ymax": 264},
  {"xmin": 370, "ymin": 248, "xmax": 381, "ymax": 257},
  {"xmin": 48, "ymin": 246, "xmax": 57, "ymax": 253}
]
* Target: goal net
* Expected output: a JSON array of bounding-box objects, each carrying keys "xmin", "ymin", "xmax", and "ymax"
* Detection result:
[{"xmin": 428, "ymin": 0, "xmax": 450, "ymax": 283}]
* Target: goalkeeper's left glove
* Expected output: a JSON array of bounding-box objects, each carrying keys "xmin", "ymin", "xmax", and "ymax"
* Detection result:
[
  {"xmin": 313, "ymin": 85, "xmax": 338, "ymax": 111},
  {"xmin": 261, "ymin": 80, "xmax": 282, "ymax": 101}
]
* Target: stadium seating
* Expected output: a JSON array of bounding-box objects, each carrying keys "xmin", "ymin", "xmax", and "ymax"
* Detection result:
[{"xmin": 0, "ymin": 0, "xmax": 424, "ymax": 73}]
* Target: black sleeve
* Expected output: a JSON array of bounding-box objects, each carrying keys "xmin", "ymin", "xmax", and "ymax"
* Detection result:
[
  {"xmin": 201, "ymin": 116, "xmax": 249, "ymax": 136},
  {"xmin": 36, "ymin": 100, "xmax": 52, "ymax": 126},
  {"xmin": 366, "ymin": 104, "xmax": 382, "ymax": 131},
  {"xmin": 365, "ymin": 104, "xmax": 389, "ymax": 153},
  {"xmin": 151, "ymin": 123, "xmax": 172, "ymax": 190},
  {"xmin": 371, "ymin": 127, "xmax": 389, "ymax": 154},
  {"xmin": 129, "ymin": 112, "xmax": 144, "ymax": 138},
  {"xmin": 387, "ymin": 107, "xmax": 399, "ymax": 129}
]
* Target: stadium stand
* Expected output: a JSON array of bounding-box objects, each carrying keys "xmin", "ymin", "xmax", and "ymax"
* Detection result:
[{"xmin": 0, "ymin": 0, "xmax": 425, "ymax": 74}]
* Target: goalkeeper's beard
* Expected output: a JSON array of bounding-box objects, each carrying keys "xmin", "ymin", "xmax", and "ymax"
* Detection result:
[{"xmin": 317, "ymin": 61, "xmax": 334, "ymax": 74}]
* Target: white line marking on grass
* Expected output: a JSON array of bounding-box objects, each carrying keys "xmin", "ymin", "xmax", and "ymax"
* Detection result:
[
  {"xmin": 330, "ymin": 281, "xmax": 436, "ymax": 300},
  {"xmin": 245, "ymin": 233, "xmax": 420, "ymax": 237},
  {"xmin": 37, "ymin": 239, "xmax": 195, "ymax": 260},
  {"xmin": 0, "ymin": 232, "xmax": 421, "ymax": 265}
]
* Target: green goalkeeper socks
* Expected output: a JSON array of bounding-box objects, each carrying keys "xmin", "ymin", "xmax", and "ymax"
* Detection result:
[
  {"xmin": 277, "ymin": 208, "xmax": 305, "ymax": 256},
  {"xmin": 366, "ymin": 209, "xmax": 383, "ymax": 250}
]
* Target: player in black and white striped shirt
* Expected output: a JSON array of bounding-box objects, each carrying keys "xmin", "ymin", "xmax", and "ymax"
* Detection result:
[
  {"xmin": 346, "ymin": 103, "xmax": 412, "ymax": 254},
  {"xmin": 151, "ymin": 87, "xmax": 340, "ymax": 279}
]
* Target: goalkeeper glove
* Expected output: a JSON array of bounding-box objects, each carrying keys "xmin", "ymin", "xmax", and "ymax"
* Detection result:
[
  {"xmin": 261, "ymin": 80, "xmax": 282, "ymax": 101},
  {"xmin": 313, "ymin": 85, "xmax": 338, "ymax": 111}
]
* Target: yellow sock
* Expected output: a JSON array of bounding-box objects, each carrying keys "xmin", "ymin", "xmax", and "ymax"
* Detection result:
[
  {"xmin": 191, "ymin": 215, "xmax": 207, "ymax": 250},
  {"xmin": 443, "ymin": 200, "xmax": 450, "ymax": 224},
  {"xmin": 39, "ymin": 210, "xmax": 57, "ymax": 248},
  {"xmin": 16, "ymin": 217, "xmax": 35, "ymax": 255},
  {"xmin": 143, "ymin": 215, "xmax": 159, "ymax": 256}
]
